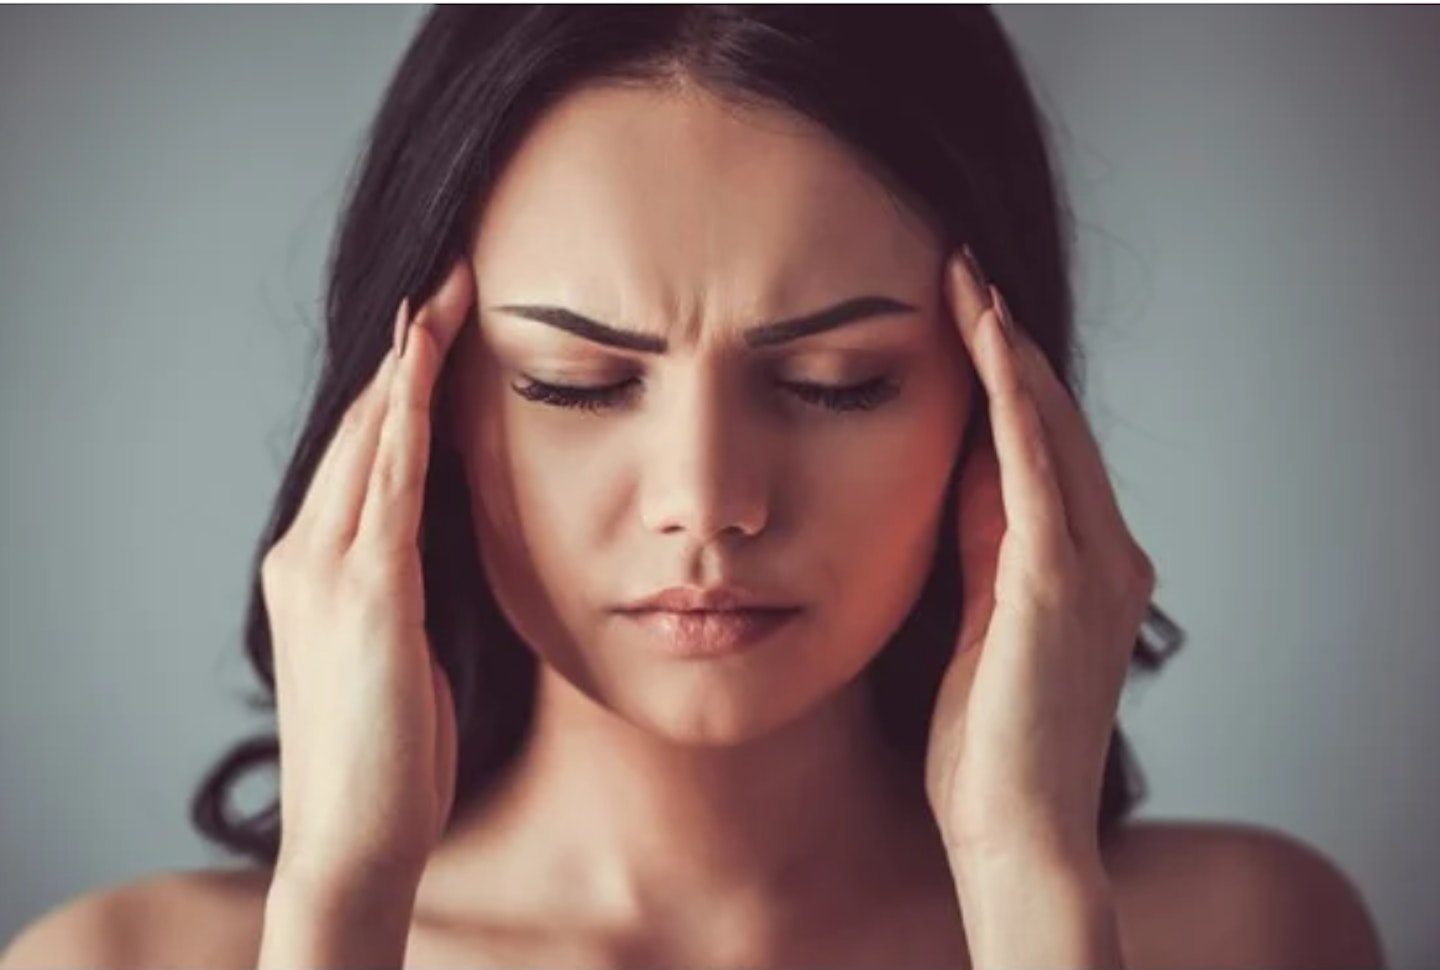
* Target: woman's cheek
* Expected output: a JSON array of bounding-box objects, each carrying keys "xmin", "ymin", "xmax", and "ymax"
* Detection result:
[
  {"xmin": 506, "ymin": 425, "xmax": 624, "ymax": 562},
  {"xmin": 805, "ymin": 389, "xmax": 959, "ymax": 501},
  {"xmin": 807, "ymin": 399, "xmax": 959, "ymax": 579}
]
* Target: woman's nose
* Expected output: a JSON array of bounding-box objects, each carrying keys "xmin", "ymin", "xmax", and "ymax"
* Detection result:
[{"xmin": 637, "ymin": 374, "xmax": 771, "ymax": 542}]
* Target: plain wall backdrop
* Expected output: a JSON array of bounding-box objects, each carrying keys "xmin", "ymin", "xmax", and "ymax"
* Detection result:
[{"xmin": 1, "ymin": 5, "xmax": 1436, "ymax": 964}]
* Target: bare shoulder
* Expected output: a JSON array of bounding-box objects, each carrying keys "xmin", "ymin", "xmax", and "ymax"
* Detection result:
[
  {"xmin": 1107, "ymin": 818, "xmax": 1387, "ymax": 970},
  {"xmin": 0, "ymin": 865, "xmax": 270, "ymax": 970}
]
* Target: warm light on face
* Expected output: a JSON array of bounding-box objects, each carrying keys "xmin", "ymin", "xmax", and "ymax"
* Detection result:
[{"xmin": 448, "ymin": 82, "xmax": 974, "ymax": 746}]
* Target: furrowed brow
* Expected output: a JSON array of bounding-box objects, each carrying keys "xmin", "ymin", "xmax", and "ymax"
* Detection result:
[{"xmin": 488, "ymin": 294, "xmax": 918, "ymax": 352}]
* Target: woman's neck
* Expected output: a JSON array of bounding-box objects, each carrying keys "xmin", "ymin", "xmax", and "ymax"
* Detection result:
[{"xmin": 417, "ymin": 663, "xmax": 952, "ymax": 942}]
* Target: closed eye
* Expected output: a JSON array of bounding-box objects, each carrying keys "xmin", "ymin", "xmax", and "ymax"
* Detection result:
[
  {"xmin": 781, "ymin": 378, "xmax": 899, "ymax": 412},
  {"xmin": 510, "ymin": 376, "xmax": 641, "ymax": 413},
  {"xmin": 510, "ymin": 376, "xmax": 899, "ymax": 414}
]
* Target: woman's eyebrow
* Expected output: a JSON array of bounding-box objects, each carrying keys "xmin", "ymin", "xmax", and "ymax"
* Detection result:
[{"xmin": 485, "ymin": 295, "xmax": 918, "ymax": 353}]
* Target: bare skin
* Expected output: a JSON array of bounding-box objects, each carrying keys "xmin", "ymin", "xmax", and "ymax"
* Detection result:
[
  {"xmin": 417, "ymin": 80, "xmax": 974, "ymax": 963},
  {"xmin": 0, "ymin": 84, "xmax": 1387, "ymax": 970},
  {"xmin": 0, "ymin": 820, "xmax": 1388, "ymax": 969}
]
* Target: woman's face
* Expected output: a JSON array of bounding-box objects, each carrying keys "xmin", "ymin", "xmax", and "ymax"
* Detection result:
[{"xmin": 449, "ymin": 82, "xmax": 975, "ymax": 745}]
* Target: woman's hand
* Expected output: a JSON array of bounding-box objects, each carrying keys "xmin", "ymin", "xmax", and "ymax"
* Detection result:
[
  {"xmin": 259, "ymin": 259, "xmax": 475, "ymax": 890},
  {"xmin": 924, "ymin": 248, "xmax": 1156, "ymax": 868}
]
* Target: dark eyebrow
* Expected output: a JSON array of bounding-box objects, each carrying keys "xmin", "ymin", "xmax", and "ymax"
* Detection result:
[{"xmin": 486, "ymin": 295, "xmax": 919, "ymax": 353}]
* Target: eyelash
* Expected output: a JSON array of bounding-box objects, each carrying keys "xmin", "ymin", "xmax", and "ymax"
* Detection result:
[{"xmin": 510, "ymin": 376, "xmax": 900, "ymax": 414}]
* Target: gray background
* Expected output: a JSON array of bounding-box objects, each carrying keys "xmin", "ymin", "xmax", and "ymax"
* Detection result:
[{"xmin": 2, "ymin": 5, "xmax": 1436, "ymax": 965}]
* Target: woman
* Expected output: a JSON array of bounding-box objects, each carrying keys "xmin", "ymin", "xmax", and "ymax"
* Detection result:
[{"xmin": 1, "ymin": 7, "xmax": 1384, "ymax": 969}]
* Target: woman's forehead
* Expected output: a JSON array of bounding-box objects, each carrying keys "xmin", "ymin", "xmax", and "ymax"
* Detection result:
[{"xmin": 469, "ymin": 83, "xmax": 939, "ymax": 326}]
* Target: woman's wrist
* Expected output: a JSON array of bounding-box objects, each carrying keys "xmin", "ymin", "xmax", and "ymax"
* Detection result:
[
  {"xmin": 259, "ymin": 860, "xmax": 423, "ymax": 969},
  {"xmin": 949, "ymin": 843, "xmax": 1125, "ymax": 969}
]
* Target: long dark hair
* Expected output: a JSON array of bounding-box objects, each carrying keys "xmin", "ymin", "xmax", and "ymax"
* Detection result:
[{"xmin": 192, "ymin": 5, "xmax": 1185, "ymax": 866}]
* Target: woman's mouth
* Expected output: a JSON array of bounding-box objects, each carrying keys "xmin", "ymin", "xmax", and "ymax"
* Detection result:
[{"xmin": 619, "ymin": 608, "xmax": 801, "ymax": 658}]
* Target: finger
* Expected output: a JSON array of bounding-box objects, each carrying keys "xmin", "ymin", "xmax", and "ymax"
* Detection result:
[
  {"xmin": 1000, "ymin": 298, "xmax": 1132, "ymax": 557},
  {"xmin": 407, "ymin": 258, "xmax": 476, "ymax": 366},
  {"xmin": 944, "ymin": 253, "xmax": 1013, "ymax": 647},
  {"xmin": 356, "ymin": 311, "xmax": 432, "ymax": 551},
  {"xmin": 291, "ymin": 318, "xmax": 404, "ymax": 548},
  {"xmin": 949, "ymin": 244, "xmax": 994, "ymax": 353},
  {"xmin": 356, "ymin": 260, "xmax": 476, "ymax": 550},
  {"xmin": 946, "ymin": 255, "xmax": 1072, "ymax": 565}
]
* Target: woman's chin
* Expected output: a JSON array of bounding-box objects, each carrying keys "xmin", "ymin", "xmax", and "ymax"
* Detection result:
[
  {"xmin": 526, "ymin": 612, "xmax": 871, "ymax": 749},
  {"xmin": 612, "ymin": 663, "xmax": 841, "ymax": 749},
  {"xmin": 624, "ymin": 702, "xmax": 801, "ymax": 749}
]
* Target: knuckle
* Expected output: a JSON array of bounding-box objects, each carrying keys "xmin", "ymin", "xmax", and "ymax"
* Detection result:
[
  {"xmin": 1128, "ymin": 543, "xmax": 1156, "ymax": 593},
  {"xmin": 1101, "ymin": 545, "xmax": 1154, "ymax": 610},
  {"xmin": 260, "ymin": 540, "xmax": 296, "ymax": 584},
  {"xmin": 259, "ymin": 555, "xmax": 298, "ymax": 626},
  {"xmin": 370, "ymin": 451, "xmax": 406, "ymax": 498},
  {"xmin": 262, "ymin": 533, "xmax": 338, "ymax": 597}
]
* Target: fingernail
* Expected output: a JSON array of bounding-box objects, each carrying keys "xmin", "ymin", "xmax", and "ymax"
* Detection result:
[
  {"xmin": 989, "ymin": 284, "xmax": 1015, "ymax": 343},
  {"xmin": 961, "ymin": 244, "xmax": 991, "ymax": 300},
  {"xmin": 393, "ymin": 297, "xmax": 410, "ymax": 358},
  {"xmin": 945, "ymin": 254, "xmax": 964, "ymax": 304}
]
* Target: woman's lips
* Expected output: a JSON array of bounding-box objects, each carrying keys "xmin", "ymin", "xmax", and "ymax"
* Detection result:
[{"xmin": 620, "ymin": 608, "xmax": 800, "ymax": 658}]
